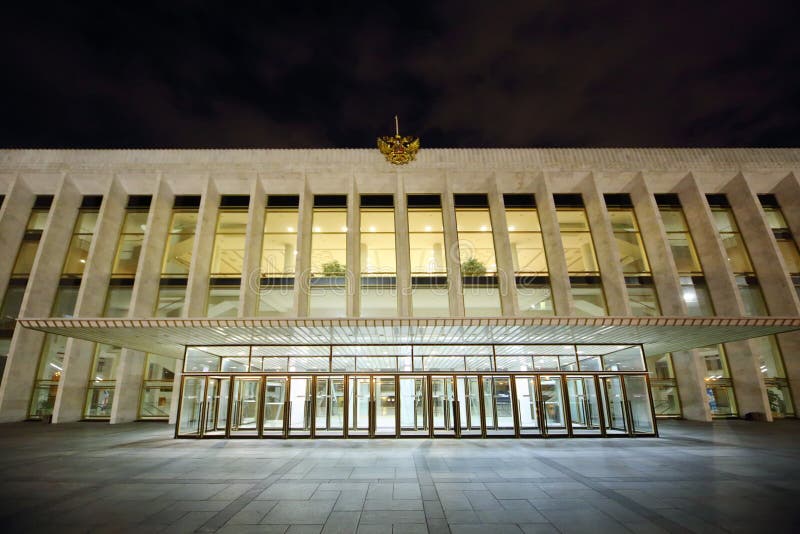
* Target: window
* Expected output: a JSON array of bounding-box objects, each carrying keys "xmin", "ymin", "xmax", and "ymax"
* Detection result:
[
  {"xmin": 759, "ymin": 194, "xmax": 800, "ymax": 299},
  {"xmin": 700, "ymin": 344, "xmax": 738, "ymax": 418},
  {"xmin": 207, "ymin": 196, "xmax": 249, "ymax": 316},
  {"xmin": 455, "ymin": 194, "xmax": 500, "ymax": 316},
  {"xmin": 260, "ymin": 195, "xmax": 299, "ymax": 317},
  {"xmin": 309, "ymin": 195, "xmax": 347, "ymax": 317},
  {"xmin": 408, "ymin": 195, "xmax": 449, "ymax": 317},
  {"xmin": 139, "ymin": 353, "xmax": 176, "ymax": 419},
  {"xmin": 360, "ymin": 195, "xmax": 397, "ymax": 317},
  {"xmin": 156, "ymin": 196, "xmax": 199, "ymax": 318},
  {"xmin": 505, "ymin": 194, "xmax": 553, "ymax": 316},
  {"xmin": 84, "ymin": 344, "xmax": 120, "ymax": 419}
]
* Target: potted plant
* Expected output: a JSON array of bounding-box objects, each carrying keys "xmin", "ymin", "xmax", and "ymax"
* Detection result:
[
  {"xmin": 461, "ymin": 257, "xmax": 487, "ymax": 276},
  {"xmin": 321, "ymin": 260, "xmax": 346, "ymax": 276}
]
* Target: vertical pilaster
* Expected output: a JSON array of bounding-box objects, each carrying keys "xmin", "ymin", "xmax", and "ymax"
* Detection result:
[
  {"xmin": 535, "ymin": 172, "xmax": 572, "ymax": 315},
  {"xmin": 580, "ymin": 173, "xmax": 629, "ymax": 315},
  {"xmin": 110, "ymin": 176, "xmax": 173, "ymax": 424},
  {"xmin": 347, "ymin": 181, "xmax": 359, "ymax": 317},
  {"xmin": 676, "ymin": 173, "xmax": 772, "ymax": 420},
  {"xmin": 295, "ymin": 178, "xmax": 313, "ymax": 317},
  {"xmin": 395, "ymin": 176, "xmax": 412, "ymax": 317},
  {"xmin": 240, "ymin": 177, "xmax": 265, "ymax": 317},
  {"xmin": 0, "ymin": 175, "xmax": 82, "ymax": 421},
  {"xmin": 442, "ymin": 185, "xmax": 465, "ymax": 316},
  {"xmin": 0, "ymin": 176, "xmax": 35, "ymax": 305},
  {"xmin": 184, "ymin": 176, "xmax": 219, "ymax": 316},
  {"xmin": 489, "ymin": 174, "xmax": 517, "ymax": 316},
  {"xmin": 53, "ymin": 178, "xmax": 126, "ymax": 423}
]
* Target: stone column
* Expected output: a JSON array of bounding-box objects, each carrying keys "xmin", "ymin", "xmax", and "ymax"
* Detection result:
[
  {"xmin": 395, "ymin": 175, "xmax": 412, "ymax": 317},
  {"xmin": 184, "ymin": 176, "xmax": 219, "ymax": 317},
  {"xmin": 240, "ymin": 177, "xmax": 265, "ymax": 317},
  {"xmin": 347, "ymin": 181, "xmax": 359, "ymax": 317},
  {"xmin": 0, "ymin": 175, "xmax": 82, "ymax": 421},
  {"xmin": 772, "ymin": 173, "xmax": 800, "ymax": 415},
  {"xmin": 631, "ymin": 173, "xmax": 711, "ymax": 421},
  {"xmin": 110, "ymin": 176, "xmax": 173, "ymax": 424},
  {"xmin": 535, "ymin": 172, "xmax": 572, "ymax": 315},
  {"xmin": 580, "ymin": 173, "xmax": 629, "ymax": 315},
  {"xmin": 676, "ymin": 173, "xmax": 772, "ymax": 420},
  {"xmin": 294, "ymin": 178, "xmax": 313, "ymax": 317},
  {"xmin": 489, "ymin": 174, "xmax": 518, "ymax": 316},
  {"xmin": 442, "ymin": 185, "xmax": 465, "ymax": 316},
  {"xmin": 0, "ymin": 176, "xmax": 35, "ymax": 306},
  {"xmin": 53, "ymin": 178, "xmax": 127, "ymax": 423}
]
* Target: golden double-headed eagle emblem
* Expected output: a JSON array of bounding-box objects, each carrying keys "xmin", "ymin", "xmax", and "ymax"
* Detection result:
[{"xmin": 377, "ymin": 116, "xmax": 420, "ymax": 165}]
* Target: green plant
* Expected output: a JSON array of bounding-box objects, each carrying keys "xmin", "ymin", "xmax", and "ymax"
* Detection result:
[
  {"xmin": 321, "ymin": 260, "xmax": 346, "ymax": 276},
  {"xmin": 461, "ymin": 257, "xmax": 487, "ymax": 276}
]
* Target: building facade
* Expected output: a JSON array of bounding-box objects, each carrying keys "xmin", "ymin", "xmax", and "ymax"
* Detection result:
[{"xmin": 0, "ymin": 148, "xmax": 799, "ymax": 438}]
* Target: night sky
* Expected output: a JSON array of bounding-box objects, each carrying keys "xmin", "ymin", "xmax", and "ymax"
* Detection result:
[{"xmin": 2, "ymin": 2, "xmax": 799, "ymax": 149}]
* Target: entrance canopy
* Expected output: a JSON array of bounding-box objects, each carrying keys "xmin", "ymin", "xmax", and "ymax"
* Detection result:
[{"xmin": 18, "ymin": 316, "xmax": 800, "ymax": 359}]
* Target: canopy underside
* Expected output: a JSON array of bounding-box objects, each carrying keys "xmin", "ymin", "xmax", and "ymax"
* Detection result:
[{"xmin": 17, "ymin": 316, "xmax": 800, "ymax": 359}]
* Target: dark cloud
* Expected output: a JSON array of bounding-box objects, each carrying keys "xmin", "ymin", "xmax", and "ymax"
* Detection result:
[{"xmin": 1, "ymin": 1, "xmax": 799, "ymax": 148}]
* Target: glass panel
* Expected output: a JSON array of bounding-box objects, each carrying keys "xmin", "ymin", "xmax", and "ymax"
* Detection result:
[
  {"xmin": 463, "ymin": 285, "xmax": 501, "ymax": 317},
  {"xmin": 650, "ymin": 383, "xmax": 681, "ymax": 417},
  {"xmin": 185, "ymin": 348, "xmax": 221, "ymax": 373},
  {"xmin": 360, "ymin": 283, "xmax": 397, "ymax": 317},
  {"xmin": 624, "ymin": 376, "xmax": 654, "ymax": 433},
  {"xmin": 155, "ymin": 286, "xmax": 186, "ymax": 317},
  {"xmin": 765, "ymin": 380, "xmax": 794, "ymax": 418},
  {"xmin": 506, "ymin": 209, "xmax": 541, "ymax": 232},
  {"xmin": 615, "ymin": 232, "xmax": 650, "ymax": 273},
  {"xmin": 561, "ymin": 233, "xmax": 599, "ymax": 273},
  {"xmin": 509, "ymin": 233, "xmax": 548, "ymax": 273},
  {"xmin": 308, "ymin": 285, "xmax": 347, "ymax": 318},
  {"xmin": 762, "ymin": 207, "xmax": 788, "ymax": 230},
  {"xmin": 85, "ymin": 386, "xmax": 115, "ymax": 419},
  {"xmin": 179, "ymin": 376, "xmax": 205, "ymax": 435},
  {"xmin": 711, "ymin": 210, "xmax": 739, "ymax": 232},
  {"xmin": 288, "ymin": 357, "xmax": 329, "ymax": 372},
  {"xmin": 263, "ymin": 377, "xmax": 287, "ymax": 434},
  {"xmin": 30, "ymin": 383, "xmax": 59, "ymax": 418},
  {"xmin": 567, "ymin": 376, "xmax": 601, "ymax": 434},
  {"xmin": 1, "ymin": 285, "xmax": 26, "ymax": 319},
  {"xmin": 408, "ymin": 210, "xmax": 444, "ymax": 232},
  {"xmin": 231, "ymin": 378, "xmax": 260, "ymax": 434},
  {"xmin": 374, "ymin": 377, "xmax": 396, "ymax": 436},
  {"xmin": 104, "ymin": 286, "xmax": 132, "ymax": 317},
  {"xmin": 556, "ymin": 210, "xmax": 590, "ymax": 231},
  {"xmin": 700, "ymin": 345, "xmax": 730, "ymax": 379},
  {"xmin": 62, "ymin": 235, "xmax": 94, "ymax": 275},
  {"xmin": 570, "ymin": 283, "xmax": 607, "ymax": 316},
  {"xmin": 409, "ymin": 233, "xmax": 446, "ymax": 274},
  {"xmin": 459, "ymin": 233, "xmax": 497, "ymax": 274},
  {"xmin": 706, "ymin": 383, "xmax": 737, "ymax": 417},
  {"xmin": 221, "ymin": 357, "xmax": 248, "ymax": 372},
  {"xmin": 603, "ymin": 346, "xmax": 645, "ymax": 371},
  {"xmin": 258, "ymin": 285, "xmax": 295, "ymax": 317},
  {"xmin": 457, "ymin": 376, "xmax": 482, "ymax": 435},
  {"xmin": 431, "ymin": 376, "xmax": 455, "ymax": 434},
  {"xmin": 207, "ymin": 286, "xmax": 240, "ymax": 317},
  {"xmin": 315, "ymin": 377, "xmax": 345, "ymax": 434},
  {"xmin": 348, "ymin": 376, "xmax": 371, "ymax": 436},
  {"xmin": 90, "ymin": 345, "xmax": 120, "ymax": 381},
  {"xmin": 681, "ymin": 278, "xmax": 714, "ymax": 316},
  {"xmin": 517, "ymin": 284, "xmax": 554, "ymax": 316},
  {"xmin": 52, "ymin": 286, "xmax": 79, "ymax": 317},
  {"xmin": 667, "ymin": 233, "xmax": 702, "ymax": 273},
  {"xmin": 400, "ymin": 377, "xmax": 428, "ymax": 435},
  {"xmin": 112, "ymin": 235, "xmax": 144, "ymax": 275},
  {"xmin": 262, "ymin": 234, "xmax": 297, "ymax": 274},
  {"xmin": 139, "ymin": 384, "xmax": 172, "ymax": 419},
  {"xmin": 514, "ymin": 377, "xmax": 540, "ymax": 435},
  {"xmin": 204, "ymin": 378, "xmax": 230, "ymax": 434},
  {"xmin": 484, "ymin": 376, "xmax": 514, "ymax": 435},
  {"xmin": 719, "ymin": 234, "xmax": 753, "ymax": 273},
  {"xmin": 27, "ymin": 210, "xmax": 50, "ymax": 230},
  {"xmin": 777, "ymin": 240, "xmax": 800, "ymax": 273},
  {"xmin": 288, "ymin": 377, "xmax": 312, "ymax": 435},
  {"xmin": 12, "ymin": 241, "xmax": 40, "ymax": 275},
  {"xmin": 601, "ymin": 376, "xmax": 628, "ymax": 433},
  {"xmin": 627, "ymin": 283, "xmax": 660, "ymax": 316},
  {"xmin": 539, "ymin": 376, "xmax": 567, "ymax": 433},
  {"xmin": 659, "ymin": 209, "xmax": 689, "ymax": 232},
  {"xmin": 211, "ymin": 235, "xmax": 246, "ymax": 275},
  {"xmin": 162, "ymin": 234, "xmax": 196, "ymax": 275},
  {"xmin": 646, "ymin": 353, "xmax": 675, "ymax": 379},
  {"xmin": 737, "ymin": 278, "xmax": 767, "ymax": 316},
  {"xmin": 264, "ymin": 210, "xmax": 298, "ymax": 233},
  {"xmin": 36, "ymin": 335, "xmax": 67, "ymax": 381},
  {"xmin": 121, "ymin": 211, "xmax": 149, "ymax": 233},
  {"xmin": 751, "ymin": 336, "xmax": 786, "ymax": 378},
  {"xmin": 411, "ymin": 286, "xmax": 450, "ymax": 317}
]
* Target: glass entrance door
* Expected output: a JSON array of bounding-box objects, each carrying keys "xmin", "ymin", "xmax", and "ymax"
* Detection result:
[
  {"xmin": 288, "ymin": 376, "xmax": 312, "ymax": 437},
  {"xmin": 230, "ymin": 377, "xmax": 261, "ymax": 436},
  {"xmin": 315, "ymin": 376, "xmax": 345, "ymax": 437},
  {"xmin": 483, "ymin": 376, "xmax": 515, "ymax": 436},
  {"xmin": 348, "ymin": 376, "xmax": 372, "ymax": 437},
  {"xmin": 624, "ymin": 375, "xmax": 656, "ymax": 435},
  {"xmin": 374, "ymin": 376, "xmax": 397, "ymax": 437},
  {"xmin": 263, "ymin": 377, "xmax": 287, "ymax": 437},
  {"xmin": 399, "ymin": 376, "xmax": 427, "ymax": 436},
  {"xmin": 431, "ymin": 376, "xmax": 456, "ymax": 437},
  {"xmin": 601, "ymin": 375, "xmax": 628, "ymax": 435},
  {"xmin": 177, "ymin": 376, "xmax": 205, "ymax": 437},
  {"xmin": 566, "ymin": 376, "xmax": 602, "ymax": 436},
  {"xmin": 204, "ymin": 376, "xmax": 230, "ymax": 437},
  {"xmin": 514, "ymin": 376, "xmax": 541, "ymax": 437},
  {"xmin": 457, "ymin": 376, "xmax": 482, "ymax": 437},
  {"xmin": 539, "ymin": 376, "xmax": 568, "ymax": 436}
]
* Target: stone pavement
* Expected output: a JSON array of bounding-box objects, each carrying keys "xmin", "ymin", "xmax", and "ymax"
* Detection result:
[{"xmin": 0, "ymin": 420, "xmax": 799, "ymax": 533}]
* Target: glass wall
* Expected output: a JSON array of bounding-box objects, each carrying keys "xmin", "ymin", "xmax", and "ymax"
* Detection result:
[
  {"xmin": 259, "ymin": 195, "xmax": 299, "ymax": 317},
  {"xmin": 139, "ymin": 353, "xmax": 176, "ymax": 419},
  {"xmin": 554, "ymin": 194, "xmax": 607, "ymax": 316},
  {"xmin": 707, "ymin": 194, "xmax": 767, "ymax": 316},
  {"xmin": 106, "ymin": 196, "xmax": 151, "ymax": 317},
  {"xmin": 309, "ymin": 195, "xmax": 348, "ymax": 317},
  {"xmin": 759, "ymin": 194, "xmax": 800, "ymax": 301},
  {"xmin": 29, "ymin": 196, "xmax": 101, "ymax": 419},
  {"xmin": 360, "ymin": 195, "xmax": 397, "ymax": 317},
  {"xmin": 408, "ymin": 195, "xmax": 449, "ymax": 317},
  {"xmin": 84, "ymin": 344, "xmax": 120, "ymax": 419},
  {"xmin": 455, "ymin": 194, "xmax": 500, "ymax": 316},
  {"xmin": 208, "ymin": 195, "xmax": 249, "ymax": 317},
  {"xmin": 700, "ymin": 344, "xmax": 738, "ymax": 418},
  {"xmin": 504, "ymin": 194, "xmax": 553, "ymax": 316},
  {"xmin": 155, "ymin": 196, "xmax": 199, "ymax": 317},
  {"xmin": 655, "ymin": 194, "xmax": 714, "ymax": 316},
  {"xmin": 646, "ymin": 353, "xmax": 681, "ymax": 417},
  {"xmin": 605, "ymin": 194, "xmax": 660, "ymax": 316}
]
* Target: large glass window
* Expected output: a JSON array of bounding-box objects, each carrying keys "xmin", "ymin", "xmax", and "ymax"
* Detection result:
[
  {"xmin": 260, "ymin": 196, "xmax": 299, "ymax": 317},
  {"xmin": 656, "ymin": 195, "xmax": 714, "ymax": 316},
  {"xmin": 555, "ymin": 195, "xmax": 607, "ymax": 316},
  {"xmin": 758, "ymin": 194, "xmax": 800, "ymax": 300},
  {"xmin": 605, "ymin": 195, "xmax": 660, "ymax": 316},
  {"xmin": 408, "ymin": 195, "xmax": 449, "ymax": 317},
  {"xmin": 156, "ymin": 196, "xmax": 199, "ymax": 317},
  {"xmin": 360, "ymin": 196, "xmax": 397, "ymax": 317},
  {"xmin": 455, "ymin": 194, "xmax": 500, "ymax": 316},
  {"xmin": 749, "ymin": 335, "xmax": 794, "ymax": 419},
  {"xmin": 646, "ymin": 353, "xmax": 681, "ymax": 417},
  {"xmin": 106, "ymin": 196, "xmax": 151, "ymax": 317},
  {"xmin": 309, "ymin": 196, "xmax": 347, "ymax": 317},
  {"xmin": 505, "ymin": 194, "xmax": 553, "ymax": 316},
  {"xmin": 84, "ymin": 344, "xmax": 120, "ymax": 420},
  {"xmin": 139, "ymin": 353, "xmax": 176, "ymax": 419},
  {"xmin": 707, "ymin": 195, "xmax": 766, "ymax": 316},
  {"xmin": 700, "ymin": 344, "xmax": 738, "ymax": 418},
  {"xmin": 62, "ymin": 209, "xmax": 100, "ymax": 276},
  {"xmin": 208, "ymin": 196, "xmax": 249, "ymax": 317}
]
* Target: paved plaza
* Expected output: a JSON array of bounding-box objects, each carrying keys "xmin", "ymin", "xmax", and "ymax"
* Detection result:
[{"xmin": 0, "ymin": 420, "xmax": 798, "ymax": 533}]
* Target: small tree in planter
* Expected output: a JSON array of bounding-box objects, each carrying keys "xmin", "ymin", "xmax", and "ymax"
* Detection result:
[
  {"xmin": 461, "ymin": 257, "xmax": 487, "ymax": 276},
  {"xmin": 321, "ymin": 260, "xmax": 346, "ymax": 276}
]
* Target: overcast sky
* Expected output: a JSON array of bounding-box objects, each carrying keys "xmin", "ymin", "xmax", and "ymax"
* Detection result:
[{"xmin": 2, "ymin": 2, "xmax": 799, "ymax": 148}]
